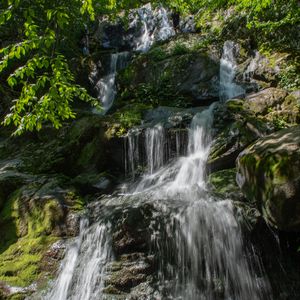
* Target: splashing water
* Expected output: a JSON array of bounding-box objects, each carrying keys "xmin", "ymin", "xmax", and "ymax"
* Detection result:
[
  {"xmin": 89, "ymin": 52, "xmax": 130, "ymax": 113},
  {"xmin": 219, "ymin": 41, "xmax": 245, "ymax": 101},
  {"xmin": 45, "ymin": 220, "xmax": 113, "ymax": 300},
  {"xmin": 133, "ymin": 4, "xmax": 175, "ymax": 52},
  {"xmin": 126, "ymin": 104, "xmax": 270, "ymax": 299},
  {"xmin": 45, "ymin": 104, "xmax": 270, "ymax": 299}
]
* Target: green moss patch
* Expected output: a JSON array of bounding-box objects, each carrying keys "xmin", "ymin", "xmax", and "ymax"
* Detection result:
[
  {"xmin": 105, "ymin": 103, "xmax": 152, "ymax": 137},
  {"xmin": 208, "ymin": 168, "xmax": 243, "ymax": 201},
  {"xmin": 0, "ymin": 236, "xmax": 57, "ymax": 287}
]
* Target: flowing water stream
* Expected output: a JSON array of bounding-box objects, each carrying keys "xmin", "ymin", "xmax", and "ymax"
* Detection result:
[
  {"xmin": 43, "ymin": 40, "xmax": 271, "ymax": 299},
  {"xmin": 219, "ymin": 41, "xmax": 245, "ymax": 101},
  {"xmin": 89, "ymin": 52, "xmax": 130, "ymax": 113},
  {"xmin": 44, "ymin": 104, "xmax": 271, "ymax": 300}
]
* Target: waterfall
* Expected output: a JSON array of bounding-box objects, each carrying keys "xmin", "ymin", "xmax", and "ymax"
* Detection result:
[
  {"xmin": 44, "ymin": 104, "xmax": 271, "ymax": 299},
  {"xmin": 89, "ymin": 52, "xmax": 130, "ymax": 113},
  {"xmin": 124, "ymin": 128, "xmax": 141, "ymax": 178},
  {"xmin": 44, "ymin": 220, "xmax": 113, "ymax": 300},
  {"xmin": 128, "ymin": 104, "xmax": 270, "ymax": 299},
  {"xmin": 219, "ymin": 41, "xmax": 245, "ymax": 101}
]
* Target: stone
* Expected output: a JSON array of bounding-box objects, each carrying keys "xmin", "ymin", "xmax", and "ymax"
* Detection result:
[
  {"xmin": 244, "ymin": 88, "xmax": 287, "ymax": 115},
  {"xmin": 236, "ymin": 125, "xmax": 300, "ymax": 231},
  {"xmin": 208, "ymin": 100, "xmax": 271, "ymax": 172},
  {"xmin": 208, "ymin": 168, "xmax": 244, "ymax": 202},
  {"xmin": 116, "ymin": 36, "xmax": 220, "ymax": 107}
]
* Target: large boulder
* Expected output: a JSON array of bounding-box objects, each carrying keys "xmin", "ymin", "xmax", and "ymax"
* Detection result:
[
  {"xmin": 116, "ymin": 35, "xmax": 220, "ymax": 107},
  {"xmin": 244, "ymin": 88, "xmax": 287, "ymax": 115},
  {"xmin": 236, "ymin": 125, "xmax": 300, "ymax": 231}
]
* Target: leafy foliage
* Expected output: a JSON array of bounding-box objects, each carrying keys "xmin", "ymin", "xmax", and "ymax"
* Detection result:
[{"xmin": 0, "ymin": 0, "xmax": 99, "ymax": 135}]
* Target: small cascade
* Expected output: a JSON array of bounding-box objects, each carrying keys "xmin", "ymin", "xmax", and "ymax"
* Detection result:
[
  {"xmin": 89, "ymin": 52, "xmax": 130, "ymax": 113},
  {"xmin": 167, "ymin": 107, "xmax": 213, "ymax": 194},
  {"xmin": 131, "ymin": 106, "xmax": 214, "ymax": 195},
  {"xmin": 133, "ymin": 4, "xmax": 175, "ymax": 52},
  {"xmin": 45, "ymin": 219, "xmax": 113, "ymax": 300},
  {"xmin": 145, "ymin": 124, "xmax": 165, "ymax": 174},
  {"xmin": 124, "ymin": 128, "xmax": 141, "ymax": 178},
  {"xmin": 219, "ymin": 41, "xmax": 245, "ymax": 101}
]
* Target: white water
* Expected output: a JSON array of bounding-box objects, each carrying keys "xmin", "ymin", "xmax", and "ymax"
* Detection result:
[
  {"xmin": 45, "ymin": 220, "xmax": 112, "ymax": 300},
  {"xmin": 89, "ymin": 52, "xmax": 130, "ymax": 113},
  {"xmin": 126, "ymin": 104, "xmax": 270, "ymax": 299},
  {"xmin": 145, "ymin": 124, "xmax": 165, "ymax": 174},
  {"xmin": 45, "ymin": 104, "xmax": 270, "ymax": 299},
  {"xmin": 133, "ymin": 4, "xmax": 175, "ymax": 52},
  {"xmin": 130, "ymin": 106, "xmax": 214, "ymax": 195},
  {"xmin": 219, "ymin": 41, "xmax": 245, "ymax": 101}
]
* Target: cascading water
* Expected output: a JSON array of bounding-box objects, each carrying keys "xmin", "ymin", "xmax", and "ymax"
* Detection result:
[
  {"xmin": 126, "ymin": 105, "xmax": 270, "ymax": 299},
  {"xmin": 219, "ymin": 40, "xmax": 245, "ymax": 101},
  {"xmin": 131, "ymin": 4, "xmax": 175, "ymax": 52},
  {"xmin": 90, "ymin": 4, "xmax": 175, "ymax": 112},
  {"xmin": 89, "ymin": 52, "xmax": 130, "ymax": 113},
  {"xmin": 44, "ymin": 220, "xmax": 113, "ymax": 300},
  {"xmin": 145, "ymin": 124, "xmax": 165, "ymax": 174},
  {"xmin": 44, "ymin": 104, "xmax": 271, "ymax": 299}
]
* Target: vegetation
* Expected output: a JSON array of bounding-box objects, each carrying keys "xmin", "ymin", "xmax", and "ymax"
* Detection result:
[{"xmin": 1, "ymin": 0, "xmax": 299, "ymax": 134}]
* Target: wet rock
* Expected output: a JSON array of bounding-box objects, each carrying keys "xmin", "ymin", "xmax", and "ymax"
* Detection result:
[
  {"xmin": 105, "ymin": 253, "xmax": 153, "ymax": 293},
  {"xmin": 112, "ymin": 206, "xmax": 152, "ymax": 255},
  {"xmin": 40, "ymin": 240, "xmax": 67, "ymax": 275},
  {"xmin": 237, "ymin": 125, "xmax": 300, "ymax": 231},
  {"xmin": 73, "ymin": 172, "xmax": 114, "ymax": 195}
]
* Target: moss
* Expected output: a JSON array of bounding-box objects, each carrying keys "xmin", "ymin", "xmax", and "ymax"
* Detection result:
[
  {"xmin": 76, "ymin": 138, "xmax": 99, "ymax": 168},
  {"xmin": 0, "ymin": 236, "xmax": 57, "ymax": 287},
  {"xmin": 8, "ymin": 294, "xmax": 26, "ymax": 300},
  {"xmin": 105, "ymin": 103, "xmax": 152, "ymax": 138},
  {"xmin": 0, "ymin": 188, "xmax": 68, "ymax": 287},
  {"xmin": 208, "ymin": 168, "xmax": 243, "ymax": 201},
  {"xmin": 64, "ymin": 191, "xmax": 85, "ymax": 211},
  {"xmin": 225, "ymin": 99, "xmax": 244, "ymax": 112}
]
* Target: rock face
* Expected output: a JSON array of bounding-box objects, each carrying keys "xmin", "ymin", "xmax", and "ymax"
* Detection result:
[
  {"xmin": 244, "ymin": 88, "xmax": 287, "ymax": 115},
  {"xmin": 237, "ymin": 125, "xmax": 300, "ymax": 231},
  {"xmin": 208, "ymin": 99, "xmax": 272, "ymax": 172},
  {"xmin": 115, "ymin": 34, "xmax": 220, "ymax": 109}
]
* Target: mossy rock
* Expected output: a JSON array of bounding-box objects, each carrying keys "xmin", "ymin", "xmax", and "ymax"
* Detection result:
[
  {"xmin": 237, "ymin": 125, "xmax": 300, "ymax": 231},
  {"xmin": 208, "ymin": 168, "xmax": 243, "ymax": 201},
  {"xmin": 104, "ymin": 103, "xmax": 152, "ymax": 137},
  {"xmin": 209, "ymin": 101, "xmax": 271, "ymax": 172},
  {"xmin": 0, "ymin": 236, "xmax": 57, "ymax": 287},
  {"xmin": 0, "ymin": 178, "xmax": 84, "ymax": 288},
  {"xmin": 116, "ymin": 35, "xmax": 219, "ymax": 109},
  {"xmin": 244, "ymin": 88, "xmax": 288, "ymax": 115}
]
